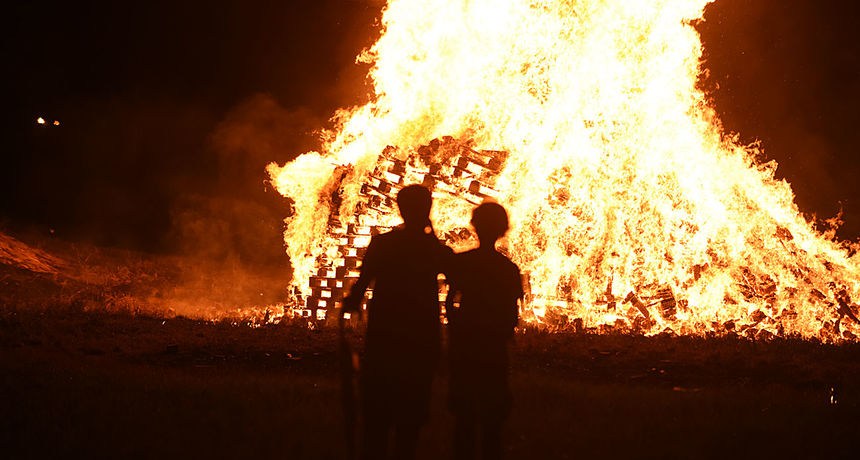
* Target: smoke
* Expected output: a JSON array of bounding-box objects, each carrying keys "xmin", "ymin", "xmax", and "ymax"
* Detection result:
[
  {"xmin": 159, "ymin": 0, "xmax": 384, "ymax": 312},
  {"xmin": 161, "ymin": 94, "xmax": 329, "ymax": 310},
  {"xmin": 169, "ymin": 194, "xmax": 286, "ymax": 266}
]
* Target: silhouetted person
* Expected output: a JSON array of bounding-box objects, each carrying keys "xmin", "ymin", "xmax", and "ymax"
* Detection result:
[
  {"xmin": 343, "ymin": 184, "xmax": 451, "ymax": 460},
  {"xmin": 446, "ymin": 202, "xmax": 523, "ymax": 460}
]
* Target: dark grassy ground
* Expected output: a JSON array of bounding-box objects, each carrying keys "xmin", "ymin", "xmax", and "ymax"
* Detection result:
[
  {"xmin": 2, "ymin": 308, "xmax": 859, "ymax": 460},
  {"xmin": 2, "ymin": 232, "xmax": 860, "ymax": 459}
]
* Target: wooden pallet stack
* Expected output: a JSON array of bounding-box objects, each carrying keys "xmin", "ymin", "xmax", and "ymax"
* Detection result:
[{"xmin": 295, "ymin": 137, "xmax": 509, "ymax": 320}]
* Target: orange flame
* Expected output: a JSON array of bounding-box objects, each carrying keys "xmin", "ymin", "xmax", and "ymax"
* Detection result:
[{"xmin": 268, "ymin": 0, "xmax": 860, "ymax": 341}]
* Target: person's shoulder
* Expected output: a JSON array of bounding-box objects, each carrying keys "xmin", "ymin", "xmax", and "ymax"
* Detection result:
[
  {"xmin": 494, "ymin": 251, "xmax": 521, "ymax": 272},
  {"xmin": 363, "ymin": 229, "xmax": 399, "ymax": 255},
  {"xmin": 435, "ymin": 239, "xmax": 454, "ymax": 256},
  {"xmin": 499, "ymin": 252, "xmax": 519, "ymax": 268},
  {"xmin": 447, "ymin": 248, "xmax": 476, "ymax": 271},
  {"xmin": 370, "ymin": 227, "xmax": 400, "ymax": 243},
  {"xmin": 454, "ymin": 248, "xmax": 480, "ymax": 260}
]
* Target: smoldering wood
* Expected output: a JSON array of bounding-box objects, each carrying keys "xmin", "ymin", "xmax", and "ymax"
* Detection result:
[
  {"xmin": 833, "ymin": 284, "xmax": 860, "ymax": 325},
  {"xmin": 624, "ymin": 291, "xmax": 650, "ymax": 319}
]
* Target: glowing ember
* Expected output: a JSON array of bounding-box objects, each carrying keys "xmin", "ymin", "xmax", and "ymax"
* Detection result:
[
  {"xmin": 36, "ymin": 117, "xmax": 46, "ymax": 125},
  {"xmin": 267, "ymin": 0, "xmax": 860, "ymax": 341}
]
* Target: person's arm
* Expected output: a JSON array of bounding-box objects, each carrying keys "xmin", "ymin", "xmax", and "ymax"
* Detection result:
[
  {"xmin": 506, "ymin": 266, "xmax": 525, "ymax": 333},
  {"xmin": 440, "ymin": 245, "xmax": 458, "ymax": 323},
  {"xmin": 343, "ymin": 273, "xmax": 371, "ymax": 314},
  {"xmin": 444, "ymin": 281, "xmax": 461, "ymax": 324},
  {"xmin": 342, "ymin": 237, "xmax": 380, "ymax": 315}
]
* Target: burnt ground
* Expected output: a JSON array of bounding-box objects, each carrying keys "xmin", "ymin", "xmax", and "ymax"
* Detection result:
[{"xmin": 2, "ymin": 233, "xmax": 860, "ymax": 459}]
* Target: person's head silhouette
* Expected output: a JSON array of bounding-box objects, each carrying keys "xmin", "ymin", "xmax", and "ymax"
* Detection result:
[
  {"xmin": 471, "ymin": 201, "xmax": 509, "ymax": 246},
  {"xmin": 397, "ymin": 184, "xmax": 433, "ymax": 231}
]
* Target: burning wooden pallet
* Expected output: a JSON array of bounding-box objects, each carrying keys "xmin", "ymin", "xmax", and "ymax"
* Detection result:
[{"xmin": 292, "ymin": 137, "xmax": 509, "ymax": 320}]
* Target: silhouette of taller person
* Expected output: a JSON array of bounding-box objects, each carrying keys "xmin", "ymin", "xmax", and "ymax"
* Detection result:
[
  {"xmin": 446, "ymin": 202, "xmax": 523, "ymax": 460},
  {"xmin": 343, "ymin": 184, "xmax": 451, "ymax": 460}
]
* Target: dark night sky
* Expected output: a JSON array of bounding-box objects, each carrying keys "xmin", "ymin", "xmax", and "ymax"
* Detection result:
[{"xmin": 2, "ymin": 0, "xmax": 859, "ymax": 261}]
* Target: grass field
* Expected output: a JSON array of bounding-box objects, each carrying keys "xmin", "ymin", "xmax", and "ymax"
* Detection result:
[
  {"xmin": 2, "ymin": 308, "xmax": 859, "ymax": 459},
  {"xmin": 2, "ymin": 231, "xmax": 860, "ymax": 459}
]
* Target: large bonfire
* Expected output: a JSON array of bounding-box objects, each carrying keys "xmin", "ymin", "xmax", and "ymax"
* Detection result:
[{"xmin": 267, "ymin": 0, "xmax": 860, "ymax": 341}]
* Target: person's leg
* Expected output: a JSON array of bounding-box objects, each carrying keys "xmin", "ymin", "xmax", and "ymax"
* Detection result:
[
  {"xmin": 361, "ymin": 382, "xmax": 392, "ymax": 460},
  {"xmin": 480, "ymin": 419, "xmax": 503, "ymax": 460},
  {"xmin": 479, "ymin": 362, "xmax": 510, "ymax": 460},
  {"xmin": 361, "ymin": 414, "xmax": 390, "ymax": 460},
  {"xmin": 454, "ymin": 414, "xmax": 477, "ymax": 460},
  {"xmin": 393, "ymin": 422, "xmax": 421, "ymax": 460}
]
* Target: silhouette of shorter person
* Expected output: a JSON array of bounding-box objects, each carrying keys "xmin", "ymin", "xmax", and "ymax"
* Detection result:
[
  {"xmin": 343, "ymin": 184, "xmax": 451, "ymax": 460},
  {"xmin": 446, "ymin": 202, "xmax": 523, "ymax": 460}
]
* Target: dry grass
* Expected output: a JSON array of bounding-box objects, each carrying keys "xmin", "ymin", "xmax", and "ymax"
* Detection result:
[{"xmin": 0, "ymin": 229, "xmax": 289, "ymax": 321}]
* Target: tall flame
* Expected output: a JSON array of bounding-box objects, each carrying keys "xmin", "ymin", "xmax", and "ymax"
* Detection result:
[{"xmin": 268, "ymin": 0, "xmax": 860, "ymax": 341}]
